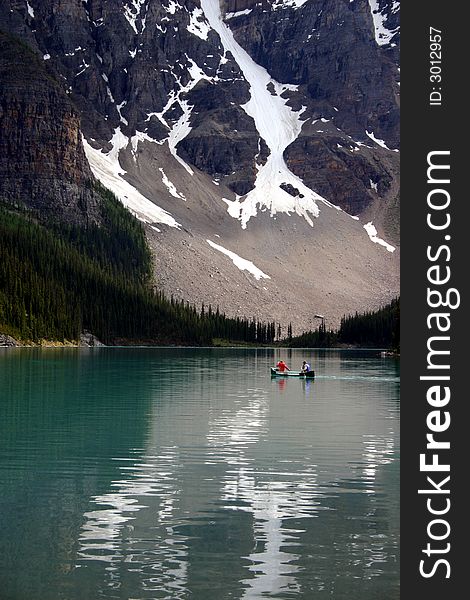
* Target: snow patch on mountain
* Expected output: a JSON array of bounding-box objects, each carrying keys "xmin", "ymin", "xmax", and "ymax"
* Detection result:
[
  {"xmin": 163, "ymin": 0, "xmax": 182, "ymax": 15},
  {"xmin": 363, "ymin": 222, "xmax": 395, "ymax": 252},
  {"xmin": 368, "ymin": 0, "xmax": 399, "ymax": 46},
  {"xmin": 159, "ymin": 168, "xmax": 187, "ymax": 201},
  {"xmin": 272, "ymin": 0, "xmax": 309, "ymax": 10},
  {"xmin": 83, "ymin": 133, "xmax": 180, "ymax": 228},
  {"xmin": 116, "ymin": 101, "xmax": 128, "ymax": 126},
  {"xmin": 366, "ymin": 129, "xmax": 398, "ymax": 151},
  {"xmin": 201, "ymin": 0, "xmax": 334, "ymax": 229},
  {"xmin": 144, "ymin": 58, "xmax": 215, "ymax": 175},
  {"xmin": 225, "ymin": 9, "xmax": 252, "ymax": 20},
  {"xmin": 123, "ymin": 0, "xmax": 148, "ymax": 34},
  {"xmin": 187, "ymin": 7, "xmax": 210, "ymax": 40},
  {"xmin": 207, "ymin": 240, "xmax": 271, "ymax": 280},
  {"xmin": 130, "ymin": 130, "xmax": 164, "ymax": 159}
]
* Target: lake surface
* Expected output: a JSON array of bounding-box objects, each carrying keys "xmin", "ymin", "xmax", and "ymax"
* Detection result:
[{"xmin": 0, "ymin": 348, "xmax": 399, "ymax": 599}]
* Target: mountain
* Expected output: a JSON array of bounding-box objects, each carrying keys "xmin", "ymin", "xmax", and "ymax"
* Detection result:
[
  {"xmin": 0, "ymin": 29, "xmax": 102, "ymax": 224},
  {"xmin": 0, "ymin": 0, "xmax": 399, "ymax": 333}
]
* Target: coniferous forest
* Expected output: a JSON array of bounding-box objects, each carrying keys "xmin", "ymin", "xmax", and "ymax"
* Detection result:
[
  {"xmin": 287, "ymin": 298, "xmax": 400, "ymax": 350},
  {"xmin": 0, "ymin": 189, "xmax": 277, "ymax": 345},
  {"xmin": 337, "ymin": 297, "xmax": 400, "ymax": 349}
]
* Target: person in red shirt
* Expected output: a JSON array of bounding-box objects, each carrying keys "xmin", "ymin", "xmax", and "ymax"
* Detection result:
[{"xmin": 276, "ymin": 360, "xmax": 290, "ymax": 372}]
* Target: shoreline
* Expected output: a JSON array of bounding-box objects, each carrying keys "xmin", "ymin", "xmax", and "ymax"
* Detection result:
[
  {"xmin": 1, "ymin": 330, "xmax": 399, "ymax": 355},
  {"xmin": 1, "ymin": 339, "xmax": 399, "ymax": 355},
  {"xmin": 0, "ymin": 331, "xmax": 105, "ymax": 348}
]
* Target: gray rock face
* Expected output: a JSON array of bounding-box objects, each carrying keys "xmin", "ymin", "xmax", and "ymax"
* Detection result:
[
  {"xmin": 177, "ymin": 78, "xmax": 262, "ymax": 195},
  {"xmin": 0, "ymin": 333, "xmax": 20, "ymax": 347},
  {"xmin": 0, "ymin": 0, "xmax": 399, "ymax": 215},
  {"xmin": 80, "ymin": 331, "xmax": 106, "ymax": 347},
  {"xmin": 0, "ymin": 30, "xmax": 101, "ymax": 223},
  {"xmin": 224, "ymin": 0, "xmax": 399, "ymax": 208},
  {"xmin": 0, "ymin": 0, "xmax": 261, "ymax": 197},
  {"xmin": 285, "ymin": 132, "xmax": 395, "ymax": 215}
]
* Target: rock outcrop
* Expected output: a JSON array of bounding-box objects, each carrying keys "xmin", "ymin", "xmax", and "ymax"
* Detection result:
[
  {"xmin": 80, "ymin": 331, "xmax": 106, "ymax": 347},
  {"xmin": 0, "ymin": 30, "xmax": 101, "ymax": 224},
  {"xmin": 0, "ymin": 333, "xmax": 21, "ymax": 347}
]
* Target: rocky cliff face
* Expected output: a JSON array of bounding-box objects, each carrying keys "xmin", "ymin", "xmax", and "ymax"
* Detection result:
[
  {"xmin": 0, "ymin": 0, "xmax": 399, "ymax": 215},
  {"xmin": 225, "ymin": 0, "xmax": 399, "ymax": 144},
  {"xmin": 222, "ymin": 0, "xmax": 399, "ymax": 216},
  {"xmin": 0, "ymin": 30, "xmax": 100, "ymax": 223},
  {"xmin": 0, "ymin": 0, "xmax": 400, "ymax": 330}
]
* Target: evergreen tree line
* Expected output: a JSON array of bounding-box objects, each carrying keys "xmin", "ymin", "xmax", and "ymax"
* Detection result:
[
  {"xmin": 0, "ymin": 193, "xmax": 278, "ymax": 346},
  {"xmin": 287, "ymin": 298, "xmax": 400, "ymax": 349},
  {"xmin": 338, "ymin": 297, "xmax": 400, "ymax": 349},
  {"xmin": 285, "ymin": 320, "xmax": 336, "ymax": 348},
  {"xmin": 199, "ymin": 302, "xmax": 277, "ymax": 344}
]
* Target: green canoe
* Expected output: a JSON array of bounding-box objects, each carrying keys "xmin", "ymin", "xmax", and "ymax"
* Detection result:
[{"xmin": 270, "ymin": 367, "xmax": 315, "ymax": 378}]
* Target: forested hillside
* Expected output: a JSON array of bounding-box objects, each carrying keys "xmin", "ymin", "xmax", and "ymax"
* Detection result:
[
  {"xmin": 287, "ymin": 298, "xmax": 400, "ymax": 349},
  {"xmin": 0, "ymin": 189, "xmax": 277, "ymax": 345},
  {"xmin": 338, "ymin": 298, "xmax": 400, "ymax": 349}
]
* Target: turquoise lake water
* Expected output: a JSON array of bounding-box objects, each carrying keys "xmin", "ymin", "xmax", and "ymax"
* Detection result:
[{"xmin": 0, "ymin": 348, "xmax": 399, "ymax": 599}]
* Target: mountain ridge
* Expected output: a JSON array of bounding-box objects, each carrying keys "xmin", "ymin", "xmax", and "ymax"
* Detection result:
[{"xmin": 0, "ymin": 0, "xmax": 400, "ymax": 332}]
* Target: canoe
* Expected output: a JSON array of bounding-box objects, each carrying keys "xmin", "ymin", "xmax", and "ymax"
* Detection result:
[{"xmin": 271, "ymin": 367, "xmax": 315, "ymax": 378}]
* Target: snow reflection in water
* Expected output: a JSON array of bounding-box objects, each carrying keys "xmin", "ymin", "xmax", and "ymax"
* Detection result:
[
  {"xmin": 79, "ymin": 444, "xmax": 189, "ymax": 597},
  {"xmin": 206, "ymin": 388, "xmax": 319, "ymax": 598},
  {"xmin": 205, "ymin": 385, "xmax": 397, "ymax": 597},
  {"xmin": 77, "ymin": 370, "xmax": 397, "ymax": 597}
]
